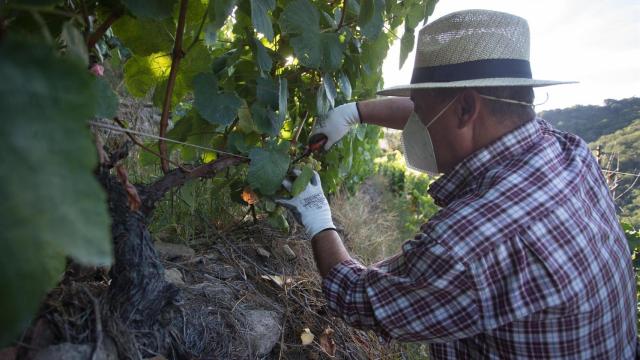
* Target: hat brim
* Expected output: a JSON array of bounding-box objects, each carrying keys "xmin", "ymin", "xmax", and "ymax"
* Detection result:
[{"xmin": 377, "ymin": 78, "xmax": 578, "ymax": 97}]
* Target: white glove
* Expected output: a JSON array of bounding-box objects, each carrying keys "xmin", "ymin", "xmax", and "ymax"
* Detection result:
[
  {"xmin": 311, "ymin": 102, "xmax": 360, "ymax": 150},
  {"xmin": 276, "ymin": 170, "xmax": 335, "ymax": 238}
]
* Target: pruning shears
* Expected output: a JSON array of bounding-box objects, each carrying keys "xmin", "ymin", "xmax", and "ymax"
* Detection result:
[{"xmin": 292, "ymin": 134, "xmax": 328, "ymax": 163}]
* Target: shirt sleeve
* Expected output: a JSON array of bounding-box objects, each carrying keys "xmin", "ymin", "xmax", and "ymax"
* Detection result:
[{"xmin": 321, "ymin": 236, "xmax": 482, "ymax": 342}]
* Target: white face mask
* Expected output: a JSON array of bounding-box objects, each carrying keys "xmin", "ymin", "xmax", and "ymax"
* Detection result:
[
  {"xmin": 401, "ymin": 96, "xmax": 458, "ymax": 175},
  {"xmin": 401, "ymin": 94, "xmax": 534, "ymax": 175}
]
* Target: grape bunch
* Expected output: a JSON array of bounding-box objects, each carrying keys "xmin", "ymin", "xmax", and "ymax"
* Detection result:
[{"xmin": 299, "ymin": 155, "xmax": 322, "ymax": 171}]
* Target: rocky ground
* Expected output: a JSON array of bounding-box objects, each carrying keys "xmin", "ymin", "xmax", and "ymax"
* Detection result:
[{"xmin": 0, "ymin": 219, "xmax": 399, "ymax": 360}]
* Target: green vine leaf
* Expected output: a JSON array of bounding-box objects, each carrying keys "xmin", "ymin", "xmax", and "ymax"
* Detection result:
[
  {"xmin": 18, "ymin": 0, "xmax": 60, "ymax": 5},
  {"xmin": 291, "ymin": 165, "xmax": 314, "ymax": 196},
  {"xmin": 94, "ymin": 78, "xmax": 119, "ymax": 118},
  {"xmin": 316, "ymin": 83, "xmax": 330, "ymax": 116},
  {"xmin": 209, "ymin": 0, "xmax": 238, "ymax": 29},
  {"xmin": 256, "ymin": 76, "xmax": 279, "ymax": 108},
  {"xmin": 112, "ymin": 16, "xmax": 174, "ymax": 56},
  {"xmin": 253, "ymin": 38, "xmax": 273, "ymax": 74},
  {"xmin": 152, "ymin": 44, "xmax": 211, "ymax": 107},
  {"xmin": 358, "ymin": 0, "xmax": 375, "ymax": 27},
  {"xmin": 167, "ymin": 110, "xmax": 218, "ymax": 143},
  {"xmin": 237, "ymin": 100, "xmax": 257, "ymax": 132},
  {"xmin": 61, "ymin": 21, "xmax": 88, "ymax": 65},
  {"xmin": 289, "ymin": 32, "xmax": 344, "ymax": 71},
  {"xmin": 278, "ymin": 78, "xmax": 288, "ymax": 124},
  {"xmin": 322, "ymin": 73, "xmax": 337, "ymax": 109},
  {"xmin": 122, "ymin": 0, "xmax": 175, "ymax": 20},
  {"xmin": 124, "ymin": 55, "xmax": 161, "ymax": 97},
  {"xmin": 280, "ymin": 0, "xmax": 343, "ymax": 71},
  {"xmin": 0, "ymin": 39, "xmax": 112, "ymax": 346},
  {"xmin": 338, "ymin": 71, "xmax": 352, "ymax": 100},
  {"xmin": 250, "ymin": 0, "xmax": 275, "ymax": 41},
  {"xmin": 425, "ymin": 0, "xmax": 439, "ymax": 21},
  {"xmin": 360, "ymin": 0, "xmax": 384, "ymax": 40},
  {"xmin": 279, "ymin": 0, "xmax": 319, "ymax": 34},
  {"xmin": 248, "ymin": 146, "xmax": 290, "ymax": 195},
  {"xmin": 193, "ymin": 72, "xmax": 242, "ymax": 126},
  {"xmin": 251, "ymin": 103, "xmax": 281, "ymax": 136},
  {"xmin": 228, "ymin": 132, "xmax": 251, "ymax": 154},
  {"xmin": 267, "ymin": 210, "xmax": 289, "ymax": 233},
  {"xmin": 405, "ymin": 0, "xmax": 424, "ymax": 29},
  {"xmin": 399, "ymin": 25, "xmax": 415, "ymax": 69}
]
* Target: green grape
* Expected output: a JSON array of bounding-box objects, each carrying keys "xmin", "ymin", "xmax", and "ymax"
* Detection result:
[{"xmin": 301, "ymin": 156, "xmax": 322, "ymax": 171}]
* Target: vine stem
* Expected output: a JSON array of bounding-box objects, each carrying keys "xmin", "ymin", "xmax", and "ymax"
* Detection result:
[
  {"xmin": 337, "ymin": 0, "xmax": 348, "ymax": 30},
  {"xmin": 79, "ymin": 0, "xmax": 91, "ymax": 37},
  {"xmin": 142, "ymin": 156, "xmax": 248, "ymax": 214},
  {"xmin": 86, "ymin": 7, "xmax": 123, "ymax": 49},
  {"xmin": 185, "ymin": 8, "xmax": 208, "ymax": 54},
  {"xmin": 292, "ymin": 111, "xmax": 308, "ymax": 145},
  {"xmin": 112, "ymin": 117, "xmax": 189, "ymax": 172},
  {"xmin": 158, "ymin": 0, "xmax": 189, "ymax": 174}
]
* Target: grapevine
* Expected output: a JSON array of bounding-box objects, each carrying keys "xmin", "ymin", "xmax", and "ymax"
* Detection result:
[{"xmin": 0, "ymin": 0, "xmax": 438, "ymax": 347}]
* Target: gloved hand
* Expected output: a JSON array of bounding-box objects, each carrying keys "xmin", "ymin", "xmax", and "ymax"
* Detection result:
[
  {"xmin": 310, "ymin": 102, "xmax": 360, "ymax": 150},
  {"xmin": 276, "ymin": 169, "xmax": 335, "ymax": 238}
]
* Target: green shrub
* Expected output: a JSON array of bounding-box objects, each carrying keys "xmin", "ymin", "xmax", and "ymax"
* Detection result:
[{"xmin": 375, "ymin": 151, "xmax": 439, "ymax": 240}]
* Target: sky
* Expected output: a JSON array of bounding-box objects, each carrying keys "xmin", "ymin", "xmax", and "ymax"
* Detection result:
[{"xmin": 381, "ymin": 0, "xmax": 640, "ymax": 111}]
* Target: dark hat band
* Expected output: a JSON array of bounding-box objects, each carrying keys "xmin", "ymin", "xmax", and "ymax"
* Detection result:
[{"xmin": 411, "ymin": 59, "xmax": 532, "ymax": 84}]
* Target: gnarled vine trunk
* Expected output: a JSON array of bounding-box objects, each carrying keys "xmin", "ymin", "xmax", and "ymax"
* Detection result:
[{"xmin": 97, "ymin": 153, "xmax": 246, "ymax": 358}]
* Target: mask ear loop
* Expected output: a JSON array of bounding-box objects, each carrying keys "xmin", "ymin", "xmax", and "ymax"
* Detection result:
[
  {"xmin": 425, "ymin": 95, "xmax": 459, "ymax": 128},
  {"xmin": 479, "ymin": 92, "xmax": 549, "ymax": 109},
  {"xmin": 533, "ymin": 92, "xmax": 550, "ymax": 108}
]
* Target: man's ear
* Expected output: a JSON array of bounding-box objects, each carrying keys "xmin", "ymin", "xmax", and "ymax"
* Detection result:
[{"xmin": 456, "ymin": 89, "xmax": 482, "ymax": 129}]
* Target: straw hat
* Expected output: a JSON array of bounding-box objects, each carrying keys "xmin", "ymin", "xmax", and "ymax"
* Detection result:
[{"xmin": 378, "ymin": 9, "xmax": 576, "ymax": 97}]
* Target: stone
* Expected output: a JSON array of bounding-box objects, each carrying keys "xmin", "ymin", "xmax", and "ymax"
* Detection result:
[
  {"xmin": 164, "ymin": 268, "xmax": 185, "ymax": 285},
  {"xmin": 32, "ymin": 343, "xmax": 91, "ymax": 360},
  {"xmin": 189, "ymin": 280, "xmax": 234, "ymax": 303},
  {"xmin": 32, "ymin": 340, "xmax": 117, "ymax": 360},
  {"xmin": 242, "ymin": 310, "xmax": 281, "ymax": 356},
  {"xmin": 154, "ymin": 241, "xmax": 195, "ymax": 259},
  {"xmin": 213, "ymin": 265, "xmax": 239, "ymax": 280},
  {"xmin": 23, "ymin": 318, "xmax": 57, "ymax": 360},
  {"xmin": 100, "ymin": 337, "xmax": 119, "ymax": 360},
  {"xmin": 29, "ymin": 319, "xmax": 56, "ymax": 350},
  {"xmin": 282, "ymin": 244, "xmax": 296, "ymax": 259},
  {"xmin": 256, "ymin": 247, "xmax": 271, "ymax": 258}
]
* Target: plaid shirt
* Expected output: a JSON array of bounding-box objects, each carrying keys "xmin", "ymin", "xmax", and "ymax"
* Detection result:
[{"xmin": 322, "ymin": 119, "xmax": 637, "ymax": 359}]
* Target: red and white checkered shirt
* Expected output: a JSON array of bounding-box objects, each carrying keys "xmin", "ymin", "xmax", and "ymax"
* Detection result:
[{"xmin": 322, "ymin": 119, "xmax": 638, "ymax": 359}]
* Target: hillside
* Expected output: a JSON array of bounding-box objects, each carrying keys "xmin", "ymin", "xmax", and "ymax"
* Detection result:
[
  {"xmin": 540, "ymin": 97, "xmax": 640, "ymax": 143},
  {"xmin": 537, "ymin": 97, "xmax": 640, "ymax": 226},
  {"xmin": 591, "ymin": 119, "xmax": 640, "ymax": 225}
]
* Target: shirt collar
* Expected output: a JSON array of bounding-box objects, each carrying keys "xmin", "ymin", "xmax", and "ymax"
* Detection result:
[{"xmin": 428, "ymin": 119, "xmax": 543, "ymax": 207}]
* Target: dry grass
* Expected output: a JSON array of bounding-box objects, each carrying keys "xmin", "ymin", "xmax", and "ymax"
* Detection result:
[
  {"xmin": 331, "ymin": 177, "xmax": 433, "ymax": 359},
  {"xmin": 330, "ymin": 175, "xmax": 405, "ymax": 265}
]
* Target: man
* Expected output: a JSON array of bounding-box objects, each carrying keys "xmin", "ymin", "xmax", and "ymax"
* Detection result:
[{"xmin": 277, "ymin": 9, "xmax": 638, "ymax": 359}]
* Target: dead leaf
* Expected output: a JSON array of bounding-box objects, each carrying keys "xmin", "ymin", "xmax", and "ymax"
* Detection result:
[
  {"xmin": 300, "ymin": 328, "xmax": 314, "ymax": 345},
  {"xmin": 260, "ymin": 274, "xmax": 293, "ymax": 288},
  {"xmin": 241, "ymin": 186, "xmax": 259, "ymax": 205},
  {"xmin": 319, "ymin": 327, "xmax": 336, "ymax": 357},
  {"xmin": 116, "ymin": 164, "xmax": 142, "ymax": 211}
]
